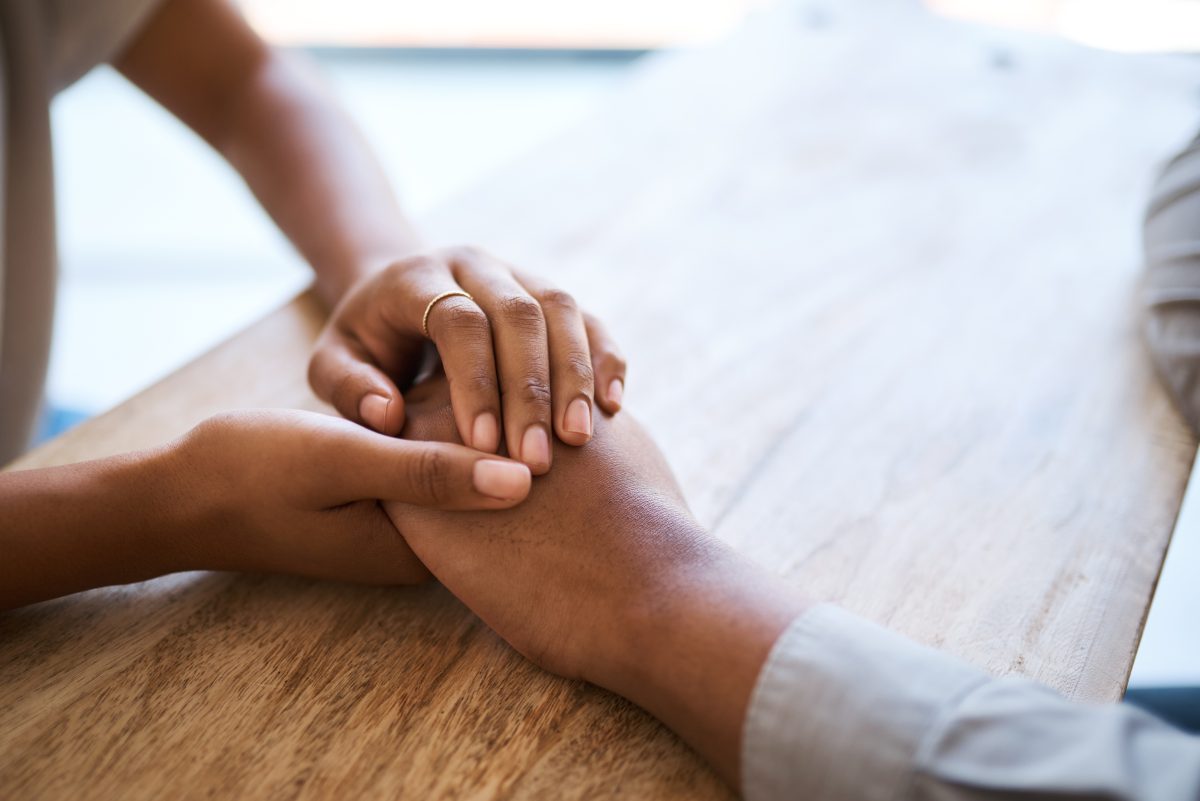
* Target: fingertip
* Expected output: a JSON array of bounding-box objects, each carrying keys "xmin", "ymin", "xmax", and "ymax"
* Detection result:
[
  {"xmin": 359, "ymin": 391, "xmax": 405, "ymax": 435},
  {"xmin": 520, "ymin": 425, "xmax": 552, "ymax": 475},
  {"xmin": 472, "ymin": 458, "xmax": 532, "ymax": 503},
  {"xmin": 359, "ymin": 393, "xmax": 390, "ymax": 433},
  {"xmin": 385, "ymin": 393, "xmax": 407, "ymax": 435},
  {"xmin": 601, "ymin": 378, "xmax": 624, "ymax": 413},
  {"xmin": 472, "ymin": 411, "xmax": 501, "ymax": 452},
  {"xmin": 558, "ymin": 397, "xmax": 593, "ymax": 446}
]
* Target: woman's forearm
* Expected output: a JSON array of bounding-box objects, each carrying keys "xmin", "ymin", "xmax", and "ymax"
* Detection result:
[
  {"xmin": 115, "ymin": 0, "xmax": 422, "ymax": 305},
  {"xmin": 0, "ymin": 447, "xmax": 194, "ymax": 611},
  {"xmin": 217, "ymin": 49, "xmax": 423, "ymax": 303}
]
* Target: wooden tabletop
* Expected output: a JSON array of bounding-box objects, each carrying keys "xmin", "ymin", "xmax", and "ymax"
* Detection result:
[{"xmin": 4, "ymin": 1, "xmax": 1200, "ymax": 797}]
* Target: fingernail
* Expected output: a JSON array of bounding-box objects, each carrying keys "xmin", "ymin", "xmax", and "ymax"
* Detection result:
[
  {"xmin": 564, "ymin": 398, "xmax": 592, "ymax": 436},
  {"xmin": 608, "ymin": 379, "xmax": 624, "ymax": 407},
  {"xmin": 521, "ymin": 425, "xmax": 551, "ymax": 468},
  {"xmin": 472, "ymin": 412, "xmax": 500, "ymax": 452},
  {"xmin": 473, "ymin": 459, "xmax": 531, "ymax": 501},
  {"xmin": 360, "ymin": 394, "xmax": 390, "ymax": 431}
]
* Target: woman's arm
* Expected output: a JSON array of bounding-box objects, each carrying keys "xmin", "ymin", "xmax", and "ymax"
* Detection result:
[
  {"xmin": 0, "ymin": 409, "xmax": 532, "ymax": 612},
  {"xmin": 112, "ymin": 0, "xmax": 628, "ymax": 457},
  {"xmin": 113, "ymin": 0, "xmax": 416, "ymax": 305},
  {"xmin": 0, "ymin": 447, "xmax": 191, "ymax": 610}
]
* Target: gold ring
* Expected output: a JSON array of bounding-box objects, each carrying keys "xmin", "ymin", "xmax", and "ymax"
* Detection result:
[{"xmin": 422, "ymin": 290, "xmax": 474, "ymax": 338}]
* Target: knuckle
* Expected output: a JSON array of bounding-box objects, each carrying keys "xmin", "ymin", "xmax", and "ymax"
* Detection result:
[
  {"xmin": 393, "ymin": 253, "xmax": 440, "ymax": 275},
  {"xmin": 387, "ymin": 259, "xmax": 441, "ymax": 297},
  {"xmin": 497, "ymin": 295, "xmax": 544, "ymax": 329},
  {"xmin": 510, "ymin": 377, "xmax": 553, "ymax": 410},
  {"xmin": 563, "ymin": 350, "xmax": 595, "ymax": 381},
  {"xmin": 451, "ymin": 244, "xmax": 488, "ymax": 264},
  {"xmin": 409, "ymin": 447, "xmax": 452, "ymax": 505},
  {"xmin": 538, "ymin": 287, "xmax": 577, "ymax": 313},
  {"xmin": 192, "ymin": 411, "xmax": 235, "ymax": 443},
  {"xmin": 460, "ymin": 369, "xmax": 497, "ymax": 397},
  {"xmin": 598, "ymin": 351, "xmax": 627, "ymax": 375},
  {"xmin": 440, "ymin": 301, "xmax": 490, "ymax": 336}
]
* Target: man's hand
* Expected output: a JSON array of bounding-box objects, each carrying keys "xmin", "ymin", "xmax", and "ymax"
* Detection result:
[
  {"xmin": 384, "ymin": 374, "xmax": 699, "ymax": 677},
  {"xmin": 167, "ymin": 408, "xmax": 533, "ymax": 584},
  {"xmin": 309, "ymin": 247, "xmax": 627, "ymax": 474},
  {"xmin": 383, "ymin": 376, "xmax": 808, "ymax": 789}
]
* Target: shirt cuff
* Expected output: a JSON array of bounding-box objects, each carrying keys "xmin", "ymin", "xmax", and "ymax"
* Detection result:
[{"xmin": 741, "ymin": 604, "xmax": 989, "ymax": 801}]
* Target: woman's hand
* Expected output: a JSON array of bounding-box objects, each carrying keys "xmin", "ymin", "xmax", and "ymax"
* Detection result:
[
  {"xmin": 308, "ymin": 247, "xmax": 627, "ymax": 474},
  {"xmin": 169, "ymin": 408, "xmax": 532, "ymax": 584},
  {"xmin": 0, "ymin": 405, "xmax": 531, "ymax": 610}
]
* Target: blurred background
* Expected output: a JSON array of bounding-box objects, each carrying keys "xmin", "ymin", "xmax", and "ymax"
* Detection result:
[
  {"xmin": 46, "ymin": 0, "xmax": 1200, "ymax": 714},
  {"xmin": 48, "ymin": 0, "xmax": 1200, "ymax": 424}
]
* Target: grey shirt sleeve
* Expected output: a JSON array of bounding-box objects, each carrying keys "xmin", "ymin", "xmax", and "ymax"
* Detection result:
[
  {"xmin": 742, "ymin": 605, "xmax": 1200, "ymax": 801},
  {"xmin": 1143, "ymin": 131, "xmax": 1200, "ymax": 435}
]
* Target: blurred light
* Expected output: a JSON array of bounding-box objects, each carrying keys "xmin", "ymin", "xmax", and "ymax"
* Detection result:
[
  {"xmin": 927, "ymin": 0, "xmax": 1200, "ymax": 53},
  {"xmin": 239, "ymin": 0, "xmax": 770, "ymax": 49}
]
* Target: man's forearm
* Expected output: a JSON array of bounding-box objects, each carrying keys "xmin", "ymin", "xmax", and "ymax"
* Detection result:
[
  {"xmin": 583, "ymin": 524, "xmax": 811, "ymax": 789},
  {"xmin": 0, "ymin": 448, "xmax": 194, "ymax": 611}
]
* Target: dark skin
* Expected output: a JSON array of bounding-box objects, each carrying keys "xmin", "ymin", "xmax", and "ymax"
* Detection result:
[
  {"xmin": 2, "ymin": 373, "xmax": 810, "ymax": 790},
  {"xmin": 386, "ymin": 375, "xmax": 811, "ymax": 790},
  {"xmin": 4, "ymin": 2, "xmax": 801, "ymax": 788},
  {"xmin": 117, "ymin": 0, "xmax": 627, "ymax": 465},
  {"xmin": 2, "ymin": 0, "xmax": 628, "ymax": 605}
]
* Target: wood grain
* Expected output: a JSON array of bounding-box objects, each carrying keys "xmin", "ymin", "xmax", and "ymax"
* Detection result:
[{"xmin": 4, "ymin": 0, "xmax": 1200, "ymax": 797}]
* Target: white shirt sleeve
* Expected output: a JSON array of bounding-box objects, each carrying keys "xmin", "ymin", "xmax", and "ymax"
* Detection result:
[{"xmin": 742, "ymin": 604, "xmax": 1200, "ymax": 801}]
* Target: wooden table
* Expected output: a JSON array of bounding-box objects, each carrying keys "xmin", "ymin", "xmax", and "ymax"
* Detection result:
[{"xmin": 4, "ymin": 1, "xmax": 1200, "ymax": 797}]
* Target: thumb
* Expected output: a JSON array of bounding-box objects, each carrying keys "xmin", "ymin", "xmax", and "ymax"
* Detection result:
[
  {"xmin": 309, "ymin": 337, "xmax": 405, "ymax": 435},
  {"xmin": 317, "ymin": 424, "xmax": 533, "ymax": 510}
]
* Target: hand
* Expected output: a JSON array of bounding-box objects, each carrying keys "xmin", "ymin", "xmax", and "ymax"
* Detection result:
[
  {"xmin": 383, "ymin": 374, "xmax": 701, "ymax": 676},
  {"xmin": 168, "ymin": 408, "xmax": 532, "ymax": 584},
  {"xmin": 308, "ymin": 247, "xmax": 627, "ymax": 474},
  {"xmin": 382, "ymin": 376, "xmax": 808, "ymax": 789}
]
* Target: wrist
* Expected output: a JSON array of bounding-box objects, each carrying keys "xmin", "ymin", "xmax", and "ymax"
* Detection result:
[
  {"xmin": 152, "ymin": 433, "xmax": 228, "ymax": 573},
  {"xmin": 585, "ymin": 515, "xmax": 810, "ymax": 788},
  {"xmin": 318, "ymin": 241, "xmax": 426, "ymax": 308}
]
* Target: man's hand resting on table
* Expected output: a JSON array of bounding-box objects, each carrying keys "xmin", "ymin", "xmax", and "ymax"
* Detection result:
[{"xmin": 384, "ymin": 375, "xmax": 810, "ymax": 790}]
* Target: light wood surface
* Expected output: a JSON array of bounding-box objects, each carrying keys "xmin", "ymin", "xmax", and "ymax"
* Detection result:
[{"xmin": 4, "ymin": 1, "xmax": 1200, "ymax": 797}]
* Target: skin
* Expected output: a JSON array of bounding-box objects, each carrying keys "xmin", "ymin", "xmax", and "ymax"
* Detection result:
[
  {"xmin": 386, "ymin": 376, "xmax": 812, "ymax": 790},
  {"xmin": 3, "ymin": 0, "xmax": 624, "ymax": 601},
  {"xmin": 3, "ymin": 374, "xmax": 811, "ymax": 791},
  {"xmin": 0, "ymin": 409, "xmax": 530, "ymax": 611},
  {"xmin": 6, "ymin": 1, "xmax": 798, "ymax": 787},
  {"xmin": 115, "ymin": 0, "xmax": 627, "ymax": 470}
]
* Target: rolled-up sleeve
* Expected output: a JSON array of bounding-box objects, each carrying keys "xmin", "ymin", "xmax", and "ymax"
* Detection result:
[
  {"xmin": 1143, "ymin": 131, "xmax": 1200, "ymax": 435},
  {"xmin": 742, "ymin": 605, "xmax": 1200, "ymax": 801}
]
